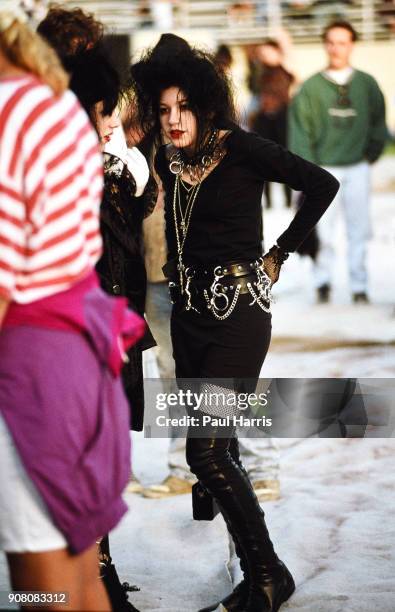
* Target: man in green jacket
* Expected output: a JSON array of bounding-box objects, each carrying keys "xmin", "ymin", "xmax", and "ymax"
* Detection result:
[{"xmin": 289, "ymin": 20, "xmax": 387, "ymax": 303}]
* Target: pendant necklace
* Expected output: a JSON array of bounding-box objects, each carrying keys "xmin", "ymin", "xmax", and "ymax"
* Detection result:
[
  {"xmin": 169, "ymin": 129, "xmax": 225, "ymax": 294},
  {"xmin": 172, "ymin": 174, "xmax": 202, "ymax": 285}
]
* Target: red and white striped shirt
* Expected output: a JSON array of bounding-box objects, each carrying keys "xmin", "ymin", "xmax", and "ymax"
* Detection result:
[{"xmin": 0, "ymin": 75, "xmax": 103, "ymax": 304}]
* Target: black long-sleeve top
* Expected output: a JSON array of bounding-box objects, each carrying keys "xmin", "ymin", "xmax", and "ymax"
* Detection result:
[{"xmin": 155, "ymin": 128, "xmax": 339, "ymax": 266}]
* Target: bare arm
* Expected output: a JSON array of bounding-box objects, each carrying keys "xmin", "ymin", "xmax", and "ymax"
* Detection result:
[{"xmin": 0, "ymin": 296, "xmax": 9, "ymax": 328}]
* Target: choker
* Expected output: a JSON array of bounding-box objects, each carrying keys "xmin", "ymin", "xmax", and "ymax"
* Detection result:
[{"xmin": 169, "ymin": 129, "xmax": 225, "ymax": 182}]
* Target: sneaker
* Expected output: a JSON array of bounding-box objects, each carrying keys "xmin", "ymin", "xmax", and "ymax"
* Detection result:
[
  {"xmin": 126, "ymin": 474, "xmax": 144, "ymax": 494},
  {"xmin": 252, "ymin": 479, "xmax": 280, "ymax": 502},
  {"xmin": 353, "ymin": 292, "xmax": 369, "ymax": 304},
  {"xmin": 142, "ymin": 475, "xmax": 194, "ymax": 499},
  {"xmin": 317, "ymin": 284, "xmax": 330, "ymax": 303}
]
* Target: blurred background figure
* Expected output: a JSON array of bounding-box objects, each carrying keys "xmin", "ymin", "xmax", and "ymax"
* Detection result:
[
  {"xmin": 377, "ymin": 0, "xmax": 395, "ymax": 33},
  {"xmin": 149, "ymin": 0, "xmax": 174, "ymax": 30},
  {"xmin": 248, "ymin": 38, "xmax": 295, "ymax": 208},
  {"xmin": 214, "ymin": 42, "xmax": 233, "ymax": 73},
  {"xmin": 20, "ymin": 0, "xmax": 48, "ymax": 23},
  {"xmin": 311, "ymin": 0, "xmax": 354, "ymax": 25},
  {"xmin": 255, "ymin": 0, "xmax": 269, "ymax": 24},
  {"xmin": 245, "ymin": 31, "xmax": 294, "ymax": 121},
  {"xmin": 213, "ymin": 43, "xmax": 251, "ymax": 121},
  {"xmin": 289, "ymin": 20, "xmax": 387, "ymax": 305},
  {"xmin": 282, "ymin": 0, "xmax": 314, "ymax": 26},
  {"xmin": 228, "ymin": 2, "xmax": 255, "ymax": 26},
  {"xmin": 137, "ymin": 1, "xmax": 153, "ymax": 28}
]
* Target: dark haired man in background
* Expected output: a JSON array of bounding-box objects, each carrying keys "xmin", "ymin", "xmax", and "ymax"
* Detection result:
[{"xmin": 289, "ymin": 20, "xmax": 387, "ymax": 304}]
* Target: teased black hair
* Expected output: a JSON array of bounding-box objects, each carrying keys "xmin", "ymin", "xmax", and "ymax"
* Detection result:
[
  {"xmin": 130, "ymin": 34, "xmax": 238, "ymax": 152},
  {"xmin": 67, "ymin": 46, "xmax": 120, "ymax": 123}
]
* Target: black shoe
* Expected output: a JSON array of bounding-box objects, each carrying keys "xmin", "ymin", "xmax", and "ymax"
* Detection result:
[
  {"xmin": 100, "ymin": 562, "xmax": 141, "ymax": 612},
  {"xmin": 187, "ymin": 421, "xmax": 295, "ymax": 612},
  {"xmin": 317, "ymin": 284, "xmax": 330, "ymax": 303},
  {"xmin": 241, "ymin": 561, "xmax": 295, "ymax": 612},
  {"xmin": 353, "ymin": 292, "xmax": 369, "ymax": 304}
]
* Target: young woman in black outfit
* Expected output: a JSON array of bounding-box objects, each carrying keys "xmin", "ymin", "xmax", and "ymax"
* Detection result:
[{"xmin": 131, "ymin": 35, "xmax": 339, "ymax": 612}]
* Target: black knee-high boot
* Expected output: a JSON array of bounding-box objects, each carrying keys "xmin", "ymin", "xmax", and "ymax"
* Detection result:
[
  {"xmin": 188, "ymin": 424, "xmax": 295, "ymax": 612},
  {"xmin": 199, "ymin": 516, "xmax": 249, "ymax": 612},
  {"xmin": 199, "ymin": 437, "xmax": 250, "ymax": 612}
]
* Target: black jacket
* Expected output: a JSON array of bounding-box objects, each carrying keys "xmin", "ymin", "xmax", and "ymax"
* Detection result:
[{"xmin": 96, "ymin": 154, "xmax": 157, "ymax": 430}]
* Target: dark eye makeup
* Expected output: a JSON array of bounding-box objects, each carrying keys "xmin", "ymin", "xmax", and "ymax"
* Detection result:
[{"xmin": 159, "ymin": 100, "xmax": 190, "ymax": 115}]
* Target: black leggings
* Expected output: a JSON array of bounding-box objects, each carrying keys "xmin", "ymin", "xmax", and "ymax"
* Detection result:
[
  {"xmin": 171, "ymin": 293, "xmax": 272, "ymax": 381},
  {"xmin": 171, "ymin": 296, "xmax": 280, "ymax": 603},
  {"xmin": 171, "ymin": 293, "xmax": 272, "ymax": 495}
]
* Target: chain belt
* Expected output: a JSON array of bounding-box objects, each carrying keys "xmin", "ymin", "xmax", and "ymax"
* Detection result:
[{"xmin": 168, "ymin": 258, "xmax": 273, "ymax": 320}]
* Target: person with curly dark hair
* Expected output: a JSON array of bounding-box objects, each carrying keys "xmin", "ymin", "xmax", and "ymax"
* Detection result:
[
  {"xmin": 36, "ymin": 9, "xmax": 157, "ymax": 611},
  {"xmin": 131, "ymin": 34, "xmax": 340, "ymax": 612},
  {"xmin": 38, "ymin": 5, "xmax": 157, "ymax": 431},
  {"xmin": 67, "ymin": 46, "xmax": 157, "ymax": 612},
  {"xmin": 37, "ymin": 4, "xmax": 103, "ymax": 64},
  {"xmin": 69, "ymin": 47, "xmax": 157, "ymax": 422}
]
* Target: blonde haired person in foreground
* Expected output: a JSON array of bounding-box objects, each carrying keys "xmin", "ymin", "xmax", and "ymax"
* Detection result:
[{"xmin": 0, "ymin": 6, "xmax": 144, "ymax": 610}]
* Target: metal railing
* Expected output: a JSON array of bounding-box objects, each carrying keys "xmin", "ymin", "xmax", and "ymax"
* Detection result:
[{"xmin": 60, "ymin": 1, "xmax": 395, "ymax": 42}]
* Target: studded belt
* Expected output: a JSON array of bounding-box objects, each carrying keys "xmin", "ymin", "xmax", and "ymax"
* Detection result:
[{"xmin": 168, "ymin": 258, "xmax": 273, "ymax": 320}]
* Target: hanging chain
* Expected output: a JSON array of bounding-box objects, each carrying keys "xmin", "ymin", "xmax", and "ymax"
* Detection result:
[
  {"xmin": 247, "ymin": 283, "xmax": 272, "ymax": 313},
  {"xmin": 177, "ymin": 179, "xmax": 201, "ymax": 239},
  {"xmin": 203, "ymin": 265, "xmax": 239, "ymax": 320},
  {"xmin": 184, "ymin": 267, "xmax": 200, "ymax": 313},
  {"xmin": 172, "ymin": 174, "xmax": 202, "ymax": 294},
  {"xmin": 204, "ymin": 285, "xmax": 241, "ymax": 320}
]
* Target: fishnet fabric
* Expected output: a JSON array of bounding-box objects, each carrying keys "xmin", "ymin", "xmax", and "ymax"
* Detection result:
[
  {"xmin": 199, "ymin": 383, "xmax": 240, "ymax": 418},
  {"xmin": 262, "ymin": 245, "xmax": 289, "ymax": 285}
]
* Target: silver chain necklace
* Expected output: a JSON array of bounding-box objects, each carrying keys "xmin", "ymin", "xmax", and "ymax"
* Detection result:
[
  {"xmin": 169, "ymin": 129, "xmax": 224, "ymax": 183},
  {"xmin": 172, "ymin": 174, "xmax": 202, "ymax": 304}
]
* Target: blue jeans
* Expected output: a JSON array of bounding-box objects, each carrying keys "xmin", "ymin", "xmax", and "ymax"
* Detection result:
[{"xmin": 314, "ymin": 161, "xmax": 371, "ymax": 294}]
